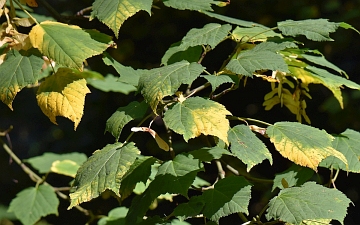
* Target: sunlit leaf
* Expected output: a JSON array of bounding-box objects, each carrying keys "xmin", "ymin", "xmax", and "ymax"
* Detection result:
[
  {"xmin": 266, "ymin": 122, "xmax": 347, "ymax": 171},
  {"xmin": 29, "ymin": 21, "xmax": 112, "ymax": 70},
  {"xmin": 50, "ymin": 160, "xmax": 81, "ymax": 178},
  {"xmin": 320, "ymin": 129, "xmax": 360, "ymax": 173},
  {"xmin": 286, "ymin": 219, "xmax": 332, "ymax": 225},
  {"xmin": 86, "ymin": 74, "xmax": 136, "ymax": 94},
  {"xmin": 272, "ymin": 164, "xmax": 314, "ymax": 191},
  {"xmin": 232, "ymin": 26, "xmax": 281, "ymax": 42},
  {"xmin": 90, "ymin": 0, "xmax": 152, "ymax": 38},
  {"xmin": 163, "ymin": 97, "xmax": 231, "ymax": 144},
  {"xmin": 8, "ymin": 185, "xmax": 59, "ymax": 225},
  {"xmin": 36, "ymin": 68, "xmax": 91, "ymax": 130},
  {"xmin": 266, "ymin": 182, "xmax": 351, "ymax": 225},
  {"xmin": 200, "ymin": 74, "xmax": 234, "ymax": 92},
  {"xmin": 339, "ymin": 22, "xmax": 360, "ymax": 34},
  {"xmin": 228, "ymin": 125, "xmax": 272, "ymax": 172},
  {"xmin": 106, "ymin": 101, "xmax": 148, "ymax": 141},
  {"xmin": 0, "ymin": 49, "xmax": 44, "ymax": 110},
  {"xmin": 68, "ymin": 142, "xmax": 140, "ymax": 209},
  {"xmin": 163, "ymin": 0, "xmax": 216, "ymax": 11},
  {"xmin": 138, "ymin": 61, "xmax": 204, "ymax": 112},
  {"xmin": 277, "ymin": 19, "xmax": 340, "ymax": 41}
]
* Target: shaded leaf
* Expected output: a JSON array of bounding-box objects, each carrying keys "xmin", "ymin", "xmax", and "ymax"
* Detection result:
[
  {"xmin": 86, "ymin": 74, "xmax": 136, "ymax": 94},
  {"xmin": 232, "ymin": 26, "xmax": 281, "ymax": 42},
  {"xmin": 68, "ymin": 142, "xmax": 140, "ymax": 209},
  {"xmin": 200, "ymin": 11, "xmax": 265, "ymax": 28},
  {"xmin": 8, "ymin": 185, "xmax": 59, "ymax": 225},
  {"xmin": 228, "ymin": 125, "xmax": 272, "ymax": 172},
  {"xmin": 98, "ymin": 207, "xmax": 128, "ymax": 225},
  {"xmin": 189, "ymin": 147, "xmax": 232, "ymax": 162},
  {"xmin": 277, "ymin": 19, "xmax": 340, "ymax": 41},
  {"xmin": 266, "ymin": 182, "xmax": 351, "ymax": 225},
  {"xmin": 29, "ymin": 21, "xmax": 112, "ymax": 70},
  {"xmin": 0, "ymin": 49, "xmax": 44, "ymax": 110},
  {"xmin": 320, "ymin": 129, "xmax": 360, "ymax": 173},
  {"xmin": 36, "ymin": 68, "xmax": 91, "ymax": 130},
  {"xmin": 200, "ymin": 74, "xmax": 234, "ymax": 92},
  {"xmin": 201, "ymin": 176, "xmax": 252, "ymax": 222},
  {"xmin": 138, "ymin": 61, "xmax": 204, "ymax": 112},
  {"xmin": 266, "ymin": 122, "xmax": 347, "ymax": 171},
  {"xmin": 173, "ymin": 196, "xmax": 204, "ymax": 217},
  {"xmin": 162, "ymin": 44, "xmax": 202, "ymax": 66},
  {"xmin": 91, "ymin": 0, "xmax": 152, "ymax": 38},
  {"xmin": 50, "ymin": 160, "xmax": 81, "ymax": 178},
  {"xmin": 163, "ymin": 0, "xmax": 216, "ymax": 11},
  {"xmin": 272, "ymin": 164, "xmax": 314, "ymax": 191},
  {"xmin": 163, "ymin": 97, "xmax": 231, "ymax": 144}
]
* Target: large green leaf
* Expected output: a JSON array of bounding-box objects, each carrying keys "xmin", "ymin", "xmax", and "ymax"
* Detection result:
[
  {"xmin": 91, "ymin": 0, "xmax": 152, "ymax": 38},
  {"xmin": 8, "ymin": 184, "xmax": 59, "ymax": 225},
  {"xmin": 266, "ymin": 122, "xmax": 347, "ymax": 171},
  {"xmin": 163, "ymin": 0, "xmax": 216, "ymax": 11},
  {"xmin": 201, "ymin": 176, "xmax": 252, "ymax": 222},
  {"xmin": 163, "ymin": 97, "xmax": 231, "ymax": 144},
  {"xmin": 29, "ymin": 21, "xmax": 112, "ymax": 70},
  {"xmin": 228, "ymin": 125, "xmax": 272, "ymax": 172},
  {"xmin": 126, "ymin": 154, "xmax": 203, "ymax": 223},
  {"xmin": 138, "ymin": 60, "xmax": 204, "ymax": 112},
  {"xmin": 105, "ymin": 101, "xmax": 148, "ymax": 141},
  {"xmin": 0, "ymin": 49, "xmax": 44, "ymax": 110},
  {"xmin": 266, "ymin": 182, "xmax": 351, "ymax": 225},
  {"xmin": 86, "ymin": 74, "xmax": 136, "ymax": 94},
  {"xmin": 277, "ymin": 19, "xmax": 340, "ymax": 41},
  {"xmin": 36, "ymin": 68, "xmax": 91, "ymax": 130},
  {"xmin": 226, "ymin": 42, "xmax": 290, "ymax": 77},
  {"xmin": 272, "ymin": 164, "xmax": 314, "ymax": 191},
  {"xmin": 68, "ymin": 142, "xmax": 140, "ymax": 209},
  {"xmin": 320, "ymin": 129, "xmax": 360, "ymax": 173}
]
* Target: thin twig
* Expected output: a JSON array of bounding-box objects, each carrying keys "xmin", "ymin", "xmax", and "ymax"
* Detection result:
[{"xmin": 215, "ymin": 160, "xmax": 225, "ymax": 179}]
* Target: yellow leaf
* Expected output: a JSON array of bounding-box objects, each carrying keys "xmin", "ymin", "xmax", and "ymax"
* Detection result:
[{"xmin": 36, "ymin": 68, "xmax": 90, "ymax": 130}]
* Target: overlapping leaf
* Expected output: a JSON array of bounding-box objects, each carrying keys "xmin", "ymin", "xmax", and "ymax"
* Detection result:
[
  {"xmin": 320, "ymin": 129, "xmax": 360, "ymax": 173},
  {"xmin": 163, "ymin": 0, "xmax": 216, "ymax": 11},
  {"xmin": 138, "ymin": 61, "xmax": 204, "ymax": 112},
  {"xmin": 232, "ymin": 26, "xmax": 281, "ymax": 42},
  {"xmin": 200, "ymin": 74, "xmax": 234, "ymax": 92},
  {"xmin": 266, "ymin": 122, "xmax": 347, "ymax": 171},
  {"xmin": 106, "ymin": 101, "xmax": 148, "ymax": 141},
  {"xmin": 163, "ymin": 97, "xmax": 231, "ymax": 144},
  {"xmin": 50, "ymin": 160, "xmax": 81, "ymax": 178},
  {"xmin": 228, "ymin": 125, "xmax": 272, "ymax": 171},
  {"xmin": 162, "ymin": 45, "xmax": 202, "ymax": 66},
  {"xmin": 277, "ymin": 19, "xmax": 340, "ymax": 41},
  {"xmin": 266, "ymin": 182, "xmax": 351, "ymax": 225},
  {"xmin": 91, "ymin": 0, "xmax": 152, "ymax": 38},
  {"xmin": 0, "ymin": 49, "xmax": 44, "ymax": 110},
  {"xmin": 68, "ymin": 142, "xmax": 140, "ymax": 209},
  {"xmin": 272, "ymin": 164, "xmax": 314, "ymax": 191},
  {"xmin": 200, "ymin": 11, "xmax": 266, "ymax": 28},
  {"xmin": 98, "ymin": 207, "xmax": 129, "ymax": 225},
  {"xmin": 8, "ymin": 184, "xmax": 59, "ymax": 225},
  {"xmin": 86, "ymin": 74, "xmax": 136, "ymax": 94},
  {"xmin": 189, "ymin": 147, "xmax": 232, "ymax": 162},
  {"xmin": 36, "ymin": 68, "xmax": 91, "ymax": 130},
  {"xmin": 29, "ymin": 21, "xmax": 112, "ymax": 70}
]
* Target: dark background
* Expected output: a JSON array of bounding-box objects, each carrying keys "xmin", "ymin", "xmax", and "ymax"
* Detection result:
[{"xmin": 1, "ymin": 0, "xmax": 360, "ymax": 224}]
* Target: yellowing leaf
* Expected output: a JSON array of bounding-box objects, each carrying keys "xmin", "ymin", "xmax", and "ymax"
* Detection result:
[
  {"xmin": 36, "ymin": 68, "xmax": 91, "ymax": 130},
  {"xmin": 29, "ymin": 21, "xmax": 112, "ymax": 70},
  {"xmin": 266, "ymin": 122, "xmax": 347, "ymax": 171},
  {"xmin": 163, "ymin": 97, "xmax": 231, "ymax": 144}
]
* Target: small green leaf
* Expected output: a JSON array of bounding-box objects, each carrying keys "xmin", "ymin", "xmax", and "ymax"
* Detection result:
[
  {"xmin": 266, "ymin": 182, "xmax": 351, "ymax": 225},
  {"xmin": 320, "ymin": 129, "xmax": 360, "ymax": 173},
  {"xmin": 200, "ymin": 11, "xmax": 265, "ymax": 28},
  {"xmin": 162, "ymin": 44, "xmax": 202, "ymax": 66},
  {"xmin": 272, "ymin": 164, "xmax": 314, "ymax": 191},
  {"xmin": 278, "ymin": 19, "xmax": 340, "ymax": 41},
  {"xmin": 228, "ymin": 125, "xmax": 272, "ymax": 172},
  {"xmin": 50, "ymin": 160, "xmax": 81, "ymax": 178},
  {"xmin": 266, "ymin": 122, "xmax": 347, "ymax": 171},
  {"xmin": 163, "ymin": 97, "xmax": 231, "ymax": 144},
  {"xmin": 339, "ymin": 22, "xmax": 360, "ymax": 34},
  {"xmin": 91, "ymin": 0, "xmax": 152, "ymax": 38},
  {"xmin": 8, "ymin": 184, "xmax": 59, "ymax": 225},
  {"xmin": 232, "ymin": 26, "xmax": 282, "ymax": 42},
  {"xmin": 98, "ymin": 207, "xmax": 128, "ymax": 225},
  {"xmin": 86, "ymin": 74, "xmax": 136, "ymax": 94},
  {"xmin": 200, "ymin": 74, "xmax": 234, "ymax": 92},
  {"xmin": 138, "ymin": 61, "xmax": 204, "ymax": 112},
  {"xmin": 163, "ymin": 0, "xmax": 216, "ymax": 11},
  {"xmin": 68, "ymin": 142, "xmax": 140, "ymax": 209},
  {"xmin": 189, "ymin": 147, "xmax": 232, "ymax": 162},
  {"xmin": 201, "ymin": 176, "xmax": 252, "ymax": 222},
  {"xmin": 0, "ymin": 49, "xmax": 44, "ymax": 110}
]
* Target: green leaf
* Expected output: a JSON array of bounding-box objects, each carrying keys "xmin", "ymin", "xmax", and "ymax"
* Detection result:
[
  {"xmin": 277, "ymin": 19, "xmax": 340, "ymax": 41},
  {"xmin": 163, "ymin": 0, "xmax": 216, "ymax": 11},
  {"xmin": 8, "ymin": 184, "xmax": 59, "ymax": 225},
  {"xmin": 266, "ymin": 182, "xmax": 351, "ymax": 225},
  {"xmin": 232, "ymin": 26, "xmax": 282, "ymax": 42},
  {"xmin": 339, "ymin": 22, "xmax": 360, "ymax": 34},
  {"xmin": 200, "ymin": 74, "xmax": 234, "ymax": 92},
  {"xmin": 266, "ymin": 122, "xmax": 347, "ymax": 171},
  {"xmin": 138, "ymin": 61, "xmax": 205, "ymax": 112},
  {"xmin": 86, "ymin": 74, "xmax": 136, "ymax": 94},
  {"xmin": 25, "ymin": 152, "xmax": 87, "ymax": 174},
  {"xmin": 91, "ymin": 0, "xmax": 152, "ymax": 38},
  {"xmin": 50, "ymin": 160, "xmax": 82, "ymax": 178},
  {"xmin": 200, "ymin": 11, "xmax": 265, "ymax": 28},
  {"xmin": 0, "ymin": 205, "xmax": 16, "ymax": 220},
  {"xmin": 272, "ymin": 164, "xmax": 314, "ymax": 191},
  {"xmin": 126, "ymin": 154, "xmax": 203, "ymax": 223},
  {"xmin": 36, "ymin": 68, "xmax": 91, "ymax": 130},
  {"xmin": 162, "ymin": 44, "xmax": 202, "ymax": 66},
  {"xmin": 189, "ymin": 147, "xmax": 232, "ymax": 162},
  {"xmin": 173, "ymin": 196, "xmax": 204, "ymax": 217},
  {"xmin": 68, "ymin": 142, "xmax": 140, "ymax": 209},
  {"xmin": 286, "ymin": 219, "xmax": 332, "ymax": 225},
  {"xmin": 192, "ymin": 176, "xmax": 211, "ymax": 188},
  {"xmin": 98, "ymin": 207, "xmax": 128, "ymax": 225},
  {"xmin": 0, "ymin": 49, "xmax": 44, "ymax": 110},
  {"xmin": 228, "ymin": 125, "xmax": 272, "ymax": 172},
  {"xmin": 29, "ymin": 21, "xmax": 112, "ymax": 70},
  {"xmin": 163, "ymin": 97, "xmax": 231, "ymax": 144},
  {"xmin": 320, "ymin": 129, "xmax": 360, "ymax": 173},
  {"xmin": 105, "ymin": 101, "xmax": 148, "ymax": 141},
  {"xmin": 201, "ymin": 176, "xmax": 252, "ymax": 222},
  {"xmin": 226, "ymin": 42, "xmax": 290, "ymax": 77}
]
